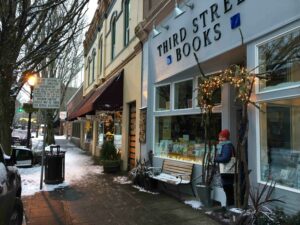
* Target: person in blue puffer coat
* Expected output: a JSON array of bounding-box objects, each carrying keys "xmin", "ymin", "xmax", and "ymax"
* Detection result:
[{"xmin": 214, "ymin": 129, "xmax": 235, "ymax": 207}]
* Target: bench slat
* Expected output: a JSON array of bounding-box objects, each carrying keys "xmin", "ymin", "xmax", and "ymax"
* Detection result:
[
  {"xmin": 163, "ymin": 161, "xmax": 193, "ymax": 168},
  {"xmin": 163, "ymin": 164, "xmax": 193, "ymax": 171}
]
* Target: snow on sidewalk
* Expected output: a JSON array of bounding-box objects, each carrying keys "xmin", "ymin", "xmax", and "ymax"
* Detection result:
[{"xmin": 19, "ymin": 136, "xmax": 103, "ymax": 196}]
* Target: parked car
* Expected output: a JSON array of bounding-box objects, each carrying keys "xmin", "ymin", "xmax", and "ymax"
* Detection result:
[
  {"xmin": 11, "ymin": 146, "xmax": 34, "ymax": 167},
  {"xmin": 0, "ymin": 144, "xmax": 23, "ymax": 225},
  {"xmin": 11, "ymin": 129, "xmax": 32, "ymax": 148}
]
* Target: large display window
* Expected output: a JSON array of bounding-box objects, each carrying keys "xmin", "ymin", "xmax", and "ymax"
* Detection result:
[
  {"xmin": 154, "ymin": 114, "xmax": 221, "ymax": 164},
  {"xmin": 260, "ymin": 98, "xmax": 300, "ymax": 190},
  {"xmin": 258, "ymin": 28, "xmax": 300, "ymax": 92}
]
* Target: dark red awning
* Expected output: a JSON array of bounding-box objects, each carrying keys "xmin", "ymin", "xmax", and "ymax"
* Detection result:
[{"xmin": 67, "ymin": 71, "xmax": 123, "ymax": 120}]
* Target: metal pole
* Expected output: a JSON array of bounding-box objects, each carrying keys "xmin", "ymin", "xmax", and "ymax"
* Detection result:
[
  {"xmin": 40, "ymin": 116, "xmax": 47, "ymax": 190},
  {"xmin": 26, "ymin": 85, "xmax": 33, "ymax": 148}
]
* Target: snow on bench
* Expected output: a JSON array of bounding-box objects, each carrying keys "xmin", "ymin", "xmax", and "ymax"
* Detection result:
[{"xmin": 149, "ymin": 159, "xmax": 195, "ymax": 198}]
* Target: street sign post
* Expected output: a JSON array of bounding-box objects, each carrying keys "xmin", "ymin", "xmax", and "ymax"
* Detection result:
[{"xmin": 32, "ymin": 78, "xmax": 61, "ymax": 190}]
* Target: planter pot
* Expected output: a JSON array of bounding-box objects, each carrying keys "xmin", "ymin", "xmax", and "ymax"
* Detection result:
[
  {"xmin": 196, "ymin": 184, "xmax": 212, "ymax": 207},
  {"xmin": 102, "ymin": 160, "xmax": 121, "ymax": 173}
]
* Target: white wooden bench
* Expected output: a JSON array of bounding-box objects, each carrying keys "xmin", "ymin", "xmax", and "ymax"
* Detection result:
[{"xmin": 148, "ymin": 159, "xmax": 195, "ymax": 198}]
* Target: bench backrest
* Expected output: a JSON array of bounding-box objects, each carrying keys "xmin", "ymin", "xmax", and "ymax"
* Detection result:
[{"xmin": 162, "ymin": 159, "xmax": 194, "ymax": 181}]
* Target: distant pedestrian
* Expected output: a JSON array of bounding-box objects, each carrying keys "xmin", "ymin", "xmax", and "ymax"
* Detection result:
[{"xmin": 214, "ymin": 129, "xmax": 235, "ymax": 207}]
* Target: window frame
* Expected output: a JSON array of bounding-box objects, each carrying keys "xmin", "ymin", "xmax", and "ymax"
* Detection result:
[
  {"xmin": 173, "ymin": 78, "xmax": 194, "ymax": 111},
  {"xmin": 92, "ymin": 48, "xmax": 96, "ymax": 84},
  {"xmin": 111, "ymin": 16, "xmax": 117, "ymax": 60},
  {"xmin": 124, "ymin": 0, "xmax": 130, "ymax": 47},
  {"xmin": 88, "ymin": 56, "xmax": 92, "ymax": 86},
  {"xmin": 255, "ymin": 27, "xmax": 300, "ymax": 193},
  {"xmin": 256, "ymin": 27, "xmax": 300, "ymax": 94},
  {"xmin": 98, "ymin": 36, "xmax": 103, "ymax": 78},
  {"xmin": 154, "ymin": 83, "xmax": 171, "ymax": 112}
]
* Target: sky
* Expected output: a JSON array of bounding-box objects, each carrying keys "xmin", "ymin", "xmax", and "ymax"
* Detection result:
[{"xmin": 87, "ymin": 0, "xmax": 98, "ymax": 25}]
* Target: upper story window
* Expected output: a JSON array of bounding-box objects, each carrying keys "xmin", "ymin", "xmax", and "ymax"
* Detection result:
[
  {"xmin": 155, "ymin": 84, "xmax": 170, "ymax": 111},
  {"xmin": 92, "ymin": 49, "xmax": 96, "ymax": 83},
  {"xmin": 174, "ymin": 80, "xmax": 193, "ymax": 109},
  {"xmin": 258, "ymin": 28, "xmax": 300, "ymax": 92},
  {"xmin": 88, "ymin": 56, "xmax": 92, "ymax": 86},
  {"xmin": 111, "ymin": 16, "xmax": 117, "ymax": 60},
  {"xmin": 99, "ymin": 37, "xmax": 103, "ymax": 77},
  {"xmin": 124, "ymin": 0, "xmax": 130, "ymax": 46}
]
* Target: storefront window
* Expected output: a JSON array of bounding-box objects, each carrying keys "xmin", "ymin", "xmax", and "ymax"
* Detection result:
[
  {"xmin": 258, "ymin": 28, "xmax": 300, "ymax": 91},
  {"xmin": 98, "ymin": 122, "xmax": 104, "ymax": 147},
  {"xmin": 155, "ymin": 85, "xmax": 170, "ymax": 111},
  {"xmin": 260, "ymin": 98, "xmax": 300, "ymax": 190},
  {"xmin": 114, "ymin": 111, "xmax": 122, "ymax": 150},
  {"xmin": 155, "ymin": 114, "xmax": 221, "ymax": 164},
  {"xmin": 85, "ymin": 120, "xmax": 93, "ymax": 143},
  {"xmin": 174, "ymin": 80, "xmax": 193, "ymax": 109}
]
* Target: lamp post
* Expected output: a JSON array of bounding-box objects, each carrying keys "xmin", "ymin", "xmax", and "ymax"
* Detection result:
[{"xmin": 26, "ymin": 75, "xmax": 37, "ymax": 148}]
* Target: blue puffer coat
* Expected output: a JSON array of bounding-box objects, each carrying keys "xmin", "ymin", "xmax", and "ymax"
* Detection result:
[{"xmin": 214, "ymin": 142, "xmax": 234, "ymax": 163}]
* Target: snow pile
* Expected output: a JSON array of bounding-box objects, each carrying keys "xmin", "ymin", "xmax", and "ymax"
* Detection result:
[
  {"xmin": 113, "ymin": 176, "xmax": 132, "ymax": 184},
  {"xmin": 132, "ymin": 185, "xmax": 159, "ymax": 195},
  {"xmin": 19, "ymin": 138, "xmax": 103, "ymax": 196},
  {"xmin": 184, "ymin": 200, "xmax": 203, "ymax": 209}
]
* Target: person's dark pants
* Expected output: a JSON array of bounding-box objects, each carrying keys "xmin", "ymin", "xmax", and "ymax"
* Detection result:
[{"xmin": 221, "ymin": 174, "xmax": 234, "ymax": 207}]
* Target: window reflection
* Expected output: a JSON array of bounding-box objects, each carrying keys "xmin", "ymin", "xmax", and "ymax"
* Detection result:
[
  {"xmin": 259, "ymin": 28, "xmax": 300, "ymax": 91},
  {"xmin": 155, "ymin": 85, "xmax": 170, "ymax": 111},
  {"xmin": 174, "ymin": 80, "xmax": 193, "ymax": 109}
]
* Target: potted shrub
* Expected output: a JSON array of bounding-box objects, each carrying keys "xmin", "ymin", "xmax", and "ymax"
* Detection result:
[{"xmin": 100, "ymin": 140, "xmax": 121, "ymax": 173}]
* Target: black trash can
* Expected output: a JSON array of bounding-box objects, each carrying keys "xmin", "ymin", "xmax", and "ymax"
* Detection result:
[{"xmin": 44, "ymin": 145, "xmax": 65, "ymax": 184}]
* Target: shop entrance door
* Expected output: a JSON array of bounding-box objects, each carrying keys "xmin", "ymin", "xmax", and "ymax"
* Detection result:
[{"xmin": 128, "ymin": 102, "xmax": 136, "ymax": 170}]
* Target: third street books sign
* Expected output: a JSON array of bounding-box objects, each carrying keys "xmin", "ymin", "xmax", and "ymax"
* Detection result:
[{"xmin": 33, "ymin": 78, "xmax": 61, "ymax": 109}]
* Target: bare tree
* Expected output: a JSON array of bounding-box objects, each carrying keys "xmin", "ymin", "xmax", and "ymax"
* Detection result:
[
  {"xmin": 0, "ymin": 0, "xmax": 88, "ymax": 154},
  {"xmin": 43, "ymin": 31, "xmax": 84, "ymax": 145}
]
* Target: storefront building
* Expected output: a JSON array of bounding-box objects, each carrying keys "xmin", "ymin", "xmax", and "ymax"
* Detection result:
[
  {"xmin": 67, "ymin": 0, "xmax": 144, "ymax": 170},
  {"xmin": 139, "ymin": 0, "xmax": 300, "ymax": 213}
]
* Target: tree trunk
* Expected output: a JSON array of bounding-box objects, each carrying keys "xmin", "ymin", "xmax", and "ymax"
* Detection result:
[
  {"xmin": 45, "ymin": 110, "xmax": 55, "ymax": 145},
  {"xmin": 235, "ymin": 103, "xmax": 250, "ymax": 209},
  {"xmin": 0, "ymin": 70, "xmax": 15, "ymax": 154}
]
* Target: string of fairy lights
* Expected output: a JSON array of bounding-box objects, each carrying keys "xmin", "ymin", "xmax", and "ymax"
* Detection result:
[{"xmin": 198, "ymin": 65, "xmax": 256, "ymax": 111}]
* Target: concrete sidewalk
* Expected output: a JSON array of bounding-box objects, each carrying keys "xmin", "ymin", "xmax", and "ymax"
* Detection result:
[{"xmin": 22, "ymin": 139, "xmax": 220, "ymax": 225}]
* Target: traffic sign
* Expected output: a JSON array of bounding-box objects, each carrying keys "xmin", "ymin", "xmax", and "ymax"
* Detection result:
[{"xmin": 33, "ymin": 78, "xmax": 61, "ymax": 109}]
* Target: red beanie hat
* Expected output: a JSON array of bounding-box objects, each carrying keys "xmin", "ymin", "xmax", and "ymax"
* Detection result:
[{"xmin": 219, "ymin": 129, "xmax": 230, "ymax": 140}]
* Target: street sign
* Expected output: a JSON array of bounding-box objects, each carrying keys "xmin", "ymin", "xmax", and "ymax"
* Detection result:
[{"xmin": 33, "ymin": 78, "xmax": 61, "ymax": 109}]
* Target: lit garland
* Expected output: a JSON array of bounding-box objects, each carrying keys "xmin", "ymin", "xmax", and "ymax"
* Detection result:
[{"xmin": 198, "ymin": 65, "xmax": 256, "ymax": 111}]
